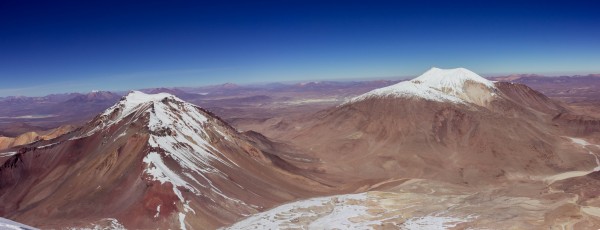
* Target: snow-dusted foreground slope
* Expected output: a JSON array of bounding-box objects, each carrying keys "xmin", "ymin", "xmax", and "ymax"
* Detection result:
[
  {"xmin": 225, "ymin": 178, "xmax": 600, "ymax": 229},
  {"xmin": 0, "ymin": 217, "xmax": 39, "ymax": 230},
  {"xmin": 224, "ymin": 191, "xmax": 471, "ymax": 230}
]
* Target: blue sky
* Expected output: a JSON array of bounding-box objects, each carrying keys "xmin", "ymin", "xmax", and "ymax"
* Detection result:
[{"xmin": 1, "ymin": 0, "xmax": 599, "ymax": 96}]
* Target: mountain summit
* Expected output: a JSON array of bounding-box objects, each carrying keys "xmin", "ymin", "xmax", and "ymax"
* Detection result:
[
  {"xmin": 83, "ymin": 91, "xmax": 200, "ymax": 135},
  {"xmin": 350, "ymin": 67, "xmax": 496, "ymax": 106}
]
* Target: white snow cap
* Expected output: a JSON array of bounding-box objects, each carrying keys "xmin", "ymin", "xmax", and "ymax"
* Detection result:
[
  {"xmin": 119, "ymin": 90, "xmax": 181, "ymax": 107},
  {"xmin": 101, "ymin": 91, "xmax": 181, "ymax": 119},
  {"xmin": 83, "ymin": 91, "xmax": 190, "ymax": 136},
  {"xmin": 349, "ymin": 67, "xmax": 496, "ymax": 104},
  {"xmin": 413, "ymin": 67, "xmax": 495, "ymax": 89}
]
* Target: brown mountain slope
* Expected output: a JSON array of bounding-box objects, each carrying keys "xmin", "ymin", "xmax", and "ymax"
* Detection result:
[{"xmin": 276, "ymin": 68, "xmax": 596, "ymax": 186}]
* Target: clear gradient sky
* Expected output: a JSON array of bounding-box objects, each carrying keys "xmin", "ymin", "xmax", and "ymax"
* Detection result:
[{"xmin": 1, "ymin": 0, "xmax": 599, "ymax": 96}]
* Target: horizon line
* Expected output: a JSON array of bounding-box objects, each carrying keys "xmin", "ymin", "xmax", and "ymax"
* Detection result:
[{"xmin": 1, "ymin": 71, "xmax": 600, "ymax": 98}]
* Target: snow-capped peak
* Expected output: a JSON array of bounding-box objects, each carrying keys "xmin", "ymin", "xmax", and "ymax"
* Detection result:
[
  {"xmin": 82, "ymin": 91, "xmax": 201, "ymax": 136},
  {"xmin": 348, "ymin": 67, "xmax": 496, "ymax": 105},
  {"xmin": 65, "ymin": 90, "xmax": 243, "ymax": 229},
  {"xmin": 113, "ymin": 91, "xmax": 181, "ymax": 111},
  {"xmin": 413, "ymin": 67, "xmax": 495, "ymax": 90},
  {"xmin": 123, "ymin": 90, "xmax": 178, "ymax": 102},
  {"xmin": 102, "ymin": 91, "xmax": 181, "ymax": 118}
]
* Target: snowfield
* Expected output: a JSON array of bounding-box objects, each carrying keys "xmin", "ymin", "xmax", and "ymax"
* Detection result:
[
  {"xmin": 223, "ymin": 192, "xmax": 471, "ymax": 230},
  {"xmin": 0, "ymin": 217, "xmax": 39, "ymax": 230}
]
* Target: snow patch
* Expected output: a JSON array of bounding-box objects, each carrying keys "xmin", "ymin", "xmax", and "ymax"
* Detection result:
[
  {"xmin": 114, "ymin": 131, "xmax": 127, "ymax": 140},
  {"xmin": 143, "ymin": 152, "xmax": 189, "ymax": 188},
  {"xmin": 179, "ymin": 212, "xmax": 187, "ymax": 230},
  {"xmin": 0, "ymin": 151, "xmax": 17, "ymax": 157},
  {"xmin": 154, "ymin": 205, "xmax": 161, "ymax": 218},
  {"xmin": 37, "ymin": 142, "xmax": 59, "ymax": 149},
  {"xmin": 569, "ymin": 137, "xmax": 595, "ymax": 146}
]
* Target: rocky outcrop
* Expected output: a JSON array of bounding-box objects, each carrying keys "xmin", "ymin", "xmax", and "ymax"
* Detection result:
[{"xmin": 553, "ymin": 112, "xmax": 600, "ymax": 136}]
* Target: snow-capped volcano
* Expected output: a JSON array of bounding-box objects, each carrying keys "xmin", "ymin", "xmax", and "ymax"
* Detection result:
[
  {"xmin": 90, "ymin": 91, "xmax": 238, "ymax": 228},
  {"xmin": 283, "ymin": 65, "xmax": 585, "ymax": 199},
  {"xmin": 349, "ymin": 67, "xmax": 497, "ymax": 106},
  {"xmin": 0, "ymin": 91, "xmax": 328, "ymax": 229}
]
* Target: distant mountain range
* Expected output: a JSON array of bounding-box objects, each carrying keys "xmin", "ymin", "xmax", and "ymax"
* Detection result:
[
  {"xmin": 0, "ymin": 81, "xmax": 399, "ymax": 137},
  {"xmin": 1, "ymin": 75, "xmax": 600, "ymax": 138}
]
